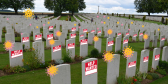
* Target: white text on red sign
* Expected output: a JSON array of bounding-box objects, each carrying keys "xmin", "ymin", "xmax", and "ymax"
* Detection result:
[
  {"xmin": 83, "ymin": 29, "xmax": 87, "ymax": 33},
  {"xmin": 49, "ymin": 26, "xmax": 53, "ymax": 30},
  {"xmin": 85, "ymin": 60, "xmax": 97, "ymax": 76},
  {"xmin": 47, "ymin": 34, "xmax": 53, "ymax": 40},
  {"xmin": 139, "ymin": 33, "xmax": 143, "ymax": 36},
  {"xmin": 35, "ymin": 34, "xmax": 42, "ymax": 40},
  {"xmin": 68, "ymin": 43, "xmax": 75, "ymax": 49},
  {"xmin": 155, "ymin": 54, "xmax": 160, "ymax": 60},
  {"xmin": 133, "ymin": 34, "xmax": 137, "ymax": 37},
  {"xmin": 123, "ymin": 39, "xmax": 128, "ymax": 44},
  {"xmin": 22, "ymin": 37, "xmax": 29, "ymax": 43},
  {"xmin": 80, "ymin": 34, "xmax": 84, "ymax": 38},
  {"xmin": 53, "ymin": 45, "xmax": 61, "ymax": 52},
  {"xmin": 161, "ymin": 38, "xmax": 165, "ymax": 41},
  {"xmin": 80, "ymin": 39, "xmax": 88, "ymax": 45},
  {"xmin": 108, "ymin": 41, "xmax": 114, "ymax": 46},
  {"xmin": 91, "ymin": 30, "xmax": 95, "ymax": 33},
  {"xmin": 11, "ymin": 50, "xmax": 23, "ymax": 58},
  {"xmin": 118, "ymin": 33, "xmax": 121, "ymax": 36},
  {"xmin": 143, "ymin": 56, "xmax": 149, "ymax": 62},
  {"xmin": 126, "ymin": 33, "xmax": 129, "ymax": 36},
  {"xmin": 71, "ymin": 27, "xmax": 76, "ymax": 31},
  {"xmin": 71, "ymin": 34, "xmax": 76, "ymax": 38},
  {"xmin": 97, "ymin": 31, "xmax": 101, "ymax": 34},
  {"xmin": 128, "ymin": 61, "xmax": 136, "ymax": 68}
]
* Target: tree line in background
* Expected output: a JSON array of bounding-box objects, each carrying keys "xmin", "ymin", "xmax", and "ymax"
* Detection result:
[
  {"xmin": 1, "ymin": 0, "xmax": 168, "ymax": 16},
  {"xmin": 44, "ymin": 0, "xmax": 86, "ymax": 16},
  {"xmin": 134, "ymin": 0, "xmax": 168, "ymax": 16},
  {"xmin": 0, "ymin": 0, "xmax": 86, "ymax": 16}
]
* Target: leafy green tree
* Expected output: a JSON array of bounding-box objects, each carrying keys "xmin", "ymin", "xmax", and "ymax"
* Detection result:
[
  {"xmin": 44, "ymin": 0, "xmax": 67, "ymax": 16},
  {"xmin": 78, "ymin": 0, "xmax": 86, "ymax": 11},
  {"xmin": 0, "ymin": 0, "xmax": 34, "ymax": 14},
  {"xmin": 157, "ymin": 0, "xmax": 168, "ymax": 15},
  {"xmin": 66, "ymin": 0, "xmax": 79, "ymax": 16},
  {"xmin": 134, "ymin": 0, "xmax": 164, "ymax": 16}
]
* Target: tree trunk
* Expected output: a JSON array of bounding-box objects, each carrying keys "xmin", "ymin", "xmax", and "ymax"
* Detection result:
[
  {"xmin": 167, "ymin": 11, "xmax": 168, "ymax": 16},
  {"xmin": 148, "ymin": 12, "xmax": 150, "ymax": 16},
  {"xmin": 14, "ymin": 9, "xmax": 18, "ymax": 14}
]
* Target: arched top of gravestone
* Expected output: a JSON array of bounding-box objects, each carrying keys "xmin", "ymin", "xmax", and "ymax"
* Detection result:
[
  {"xmin": 82, "ymin": 58, "xmax": 97, "ymax": 63},
  {"xmin": 56, "ymin": 64, "xmax": 70, "ymax": 68}
]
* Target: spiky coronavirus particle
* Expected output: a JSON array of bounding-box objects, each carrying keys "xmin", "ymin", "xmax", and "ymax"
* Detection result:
[
  {"xmin": 23, "ymin": 8, "xmax": 34, "ymax": 19},
  {"xmin": 102, "ymin": 50, "xmax": 114, "ymax": 62}
]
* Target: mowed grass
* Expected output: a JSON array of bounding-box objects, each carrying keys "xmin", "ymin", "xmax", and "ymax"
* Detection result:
[
  {"xmin": 75, "ymin": 15, "xmax": 85, "ymax": 22},
  {"xmin": 0, "ymin": 15, "xmax": 168, "ymax": 84},
  {"xmin": 114, "ymin": 16, "xmax": 165, "ymax": 25}
]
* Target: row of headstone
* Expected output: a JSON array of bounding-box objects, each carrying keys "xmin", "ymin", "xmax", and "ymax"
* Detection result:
[{"xmin": 50, "ymin": 45, "xmax": 168, "ymax": 84}]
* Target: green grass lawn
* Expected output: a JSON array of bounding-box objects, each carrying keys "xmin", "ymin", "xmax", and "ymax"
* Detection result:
[
  {"xmin": 75, "ymin": 15, "xmax": 85, "ymax": 22},
  {"xmin": 114, "ymin": 16, "xmax": 166, "ymax": 25},
  {"xmin": 80, "ymin": 15, "xmax": 90, "ymax": 20},
  {"xmin": 0, "ymin": 15, "xmax": 168, "ymax": 84}
]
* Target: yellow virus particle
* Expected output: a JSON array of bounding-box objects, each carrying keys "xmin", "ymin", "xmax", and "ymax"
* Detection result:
[
  {"xmin": 46, "ymin": 65, "xmax": 58, "ymax": 77},
  {"xmin": 3, "ymin": 40, "xmax": 14, "ymax": 51},
  {"xmin": 158, "ymin": 28, "xmax": 160, "ymax": 31},
  {"xmin": 103, "ymin": 51, "xmax": 114, "ymax": 62},
  {"xmin": 49, "ymin": 39, "xmax": 55, "ymax": 45},
  {"xmin": 56, "ymin": 31, "xmax": 62, "ymax": 37},
  {"xmin": 23, "ymin": 8, "xmax": 34, "ymax": 19},
  {"xmin": 143, "ymin": 34, "xmax": 148, "ymax": 40},
  {"xmin": 48, "ymin": 22, "xmax": 50, "ymax": 24},
  {"xmin": 122, "ymin": 46, "xmax": 134, "ymax": 59},
  {"xmin": 74, "ymin": 24, "xmax": 76, "ymax": 26},
  {"xmin": 107, "ymin": 29, "xmax": 113, "ymax": 35},
  {"xmin": 93, "ymin": 36, "xmax": 99, "ymax": 42},
  {"xmin": 36, "ymin": 26, "xmax": 38, "ymax": 29}
]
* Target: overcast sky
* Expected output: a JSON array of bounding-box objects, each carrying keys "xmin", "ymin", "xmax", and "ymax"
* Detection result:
[{"xmin": 8, "ymin": 0, "xmax": 167, "ymax": 15}]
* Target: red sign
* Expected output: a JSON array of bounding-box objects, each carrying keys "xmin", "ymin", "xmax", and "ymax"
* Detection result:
[
  {"xmin": 128, "ymin": 61, "xmax": 136, "ymax": 68},
  {"xmin": 123, "ymin": 39, "xmax": 128, "ymax": 44},
  {"xmin": 53, "ymin": 45, "xmax": 61, "ymax": 52},
  {"xmin": 85, "ymin": 60, "xmax": 97, "ymax": 76},
  {"xmin": 47, "ymin": 34, "xmax": 53, "ymax": 40},
  {"xmin": 80, "ymin": 39, "xmax": 88, "ymax": 45},
  {"xmin": 11, "ymin": 50, "xmax": 23, "ymax": 58},
  {"xmin": 49, "ymin": 26, "xmax": 53, "ymax": 30},
  {"xmin": 155, "ymin": 54, "xmax": 160, "ymax": 60},
  {"xmin": 97, "ymin": 31, "xmax": 101, "ymax": 34},
  {"xmin": 35, "ymin": 34, "xmax": 42, "ymax": 40},
  {"xmin": 118, "ymin": 33, "xmax": 121, "ymax": 36},
  {"xmin": 80, "ymin": 34, "xmax": 84, "ymax": 38},
  {"xmin": 139, "ymin": 33, "xmax": 143, "ymax": 36},
  {"xmin": 91, "ymin": 30, "xmax": 95, "ymax": 33},
  {"xmin": 126, "ymin": 33, "xmax": 129, "ymax": 36},
  {"xmin": 22, "ymin": 37, "xmax": 29, "ymax": 43},
  {"xmin": 71, "ymin": 27, "xmax": 76, "ymax": 31},
  {"xmin": 83, "ymin": 29, "xmax": 87, "ymax": 33},
  {"xmin": 108, "ymin": 41, "xmax": 114, "ymax": 46},
  {"xmin": 68, "ymin": 43, "xmax": 75, "ymax": 49},
  {"xmin": 161, "ymin": 38, "xmax": 165, "ymax": 41},
  {"xmin": 143, "ymin": 56, "xmax": 149, "ymax": 62},
  {"xmin": 133, "ymin": 34, "xmax": 137, "ymax": 37},
  {"xmin": 71, "ymin": 33, "xmax": 76, "ymax": 38}
]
